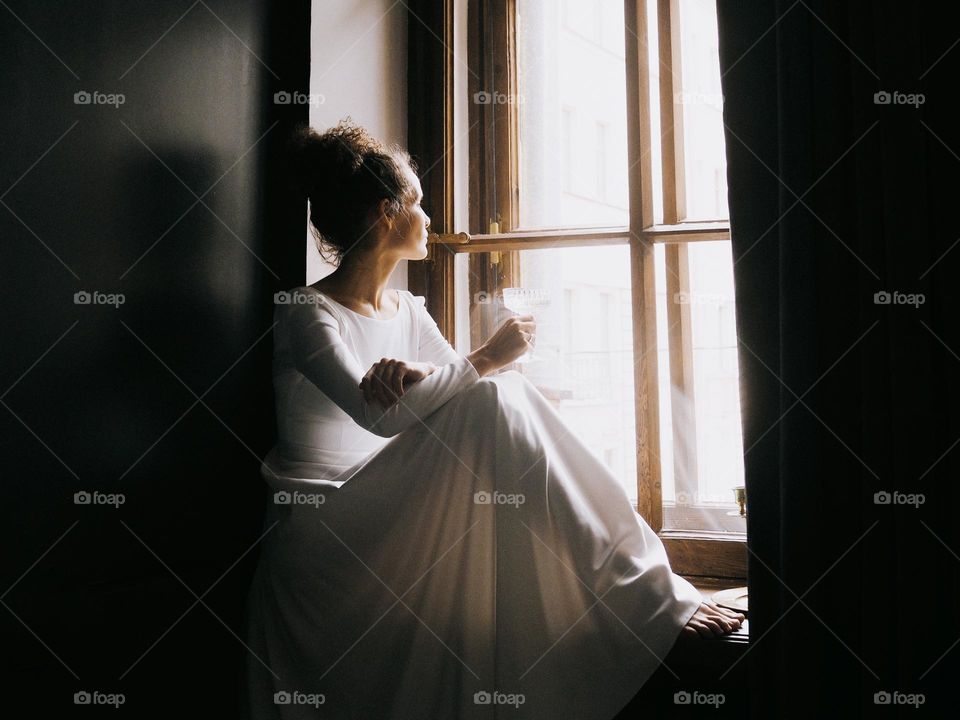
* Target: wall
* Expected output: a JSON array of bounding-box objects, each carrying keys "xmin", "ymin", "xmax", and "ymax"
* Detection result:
[
  {"xmin": 0, "ymin": 1, "xmax": 309, "ymax": 713},
  {"xmin": 307, "ymin": 0, "xmax": 409, "ymax": 288}
]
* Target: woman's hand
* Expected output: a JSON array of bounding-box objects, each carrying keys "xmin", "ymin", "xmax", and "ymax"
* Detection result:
[
  {"xmin": 359, "ymin": 359, "xmax": 438, "ymax": 408},
  {"xmin": 467, "ymin": 314, "xmax": 536, "ymax": 376}
]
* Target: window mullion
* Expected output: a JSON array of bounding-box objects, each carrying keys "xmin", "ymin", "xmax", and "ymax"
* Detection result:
[{"xmin": 624, "ymin": 0, "xmax": 662, "ymax": 530}]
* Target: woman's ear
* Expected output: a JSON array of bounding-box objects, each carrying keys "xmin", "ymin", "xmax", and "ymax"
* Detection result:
[{"xmin": 377, "ymin": 197, "xmax": 394, "ymax": 230}]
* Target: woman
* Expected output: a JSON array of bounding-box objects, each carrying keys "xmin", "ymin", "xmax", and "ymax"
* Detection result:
[{"xmin": 242, "ymin": 119, "xmax": 744, "ymax": 719}]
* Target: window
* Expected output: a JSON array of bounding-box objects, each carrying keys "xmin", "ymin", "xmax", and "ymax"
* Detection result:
[{"xmin": 417, "ymin": 0, "xmax": 746, "ymax": 578}]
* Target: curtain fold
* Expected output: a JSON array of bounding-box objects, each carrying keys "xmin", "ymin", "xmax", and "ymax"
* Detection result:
[{"xmin": 717, "ymin": 1, "xmax": 959, "ymax": 715}]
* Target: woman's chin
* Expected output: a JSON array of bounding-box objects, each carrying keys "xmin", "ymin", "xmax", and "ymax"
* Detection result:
[{"xmin": 402, "ymin": 246, "xmax": 429, "ymax": 261}]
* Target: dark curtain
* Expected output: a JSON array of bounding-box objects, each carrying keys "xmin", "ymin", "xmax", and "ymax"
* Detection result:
[{"xmin": 717, "ymin": 1, "xmax": 959, "ymax": 716}]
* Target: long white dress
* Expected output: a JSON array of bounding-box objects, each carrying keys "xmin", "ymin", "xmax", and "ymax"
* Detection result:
[{"xmin": 242, "ymin": 285, "xmax": 702, "ymax": 720}]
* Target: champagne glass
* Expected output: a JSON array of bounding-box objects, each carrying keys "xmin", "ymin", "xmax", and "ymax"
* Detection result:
[{"xmin": 501, "ymin": 288, "xmax": 551, "ymax": 363}]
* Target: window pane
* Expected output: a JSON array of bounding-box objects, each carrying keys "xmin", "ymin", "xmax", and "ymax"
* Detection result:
[
  {"xmin": 655, "ymin": 241, "xmax": 744, "ymax": 533},
  {"xmin": 516, "ymin": 0, "xmax": 630, "ymax": 230},
  {"xmin": 675, "ymin": 0, "xmax": 728, "ymax": 221},
  {"xmin": 455, "ymin": 245, "xmax": 638, "ymax": 504},
  {"xmin": 687, "ymin": 241, "xmax": 743, "ymax": 500}
]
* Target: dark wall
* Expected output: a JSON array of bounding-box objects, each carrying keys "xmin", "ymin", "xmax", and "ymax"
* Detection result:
[{"xmin": 0, "ymin": 1, "xmax": 308, "ymax": 714}]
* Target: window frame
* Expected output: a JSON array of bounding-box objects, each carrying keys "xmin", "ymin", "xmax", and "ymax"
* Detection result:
[{"xmin": 408, "ymin": 0, "xmax": 746, "ymax": 580}]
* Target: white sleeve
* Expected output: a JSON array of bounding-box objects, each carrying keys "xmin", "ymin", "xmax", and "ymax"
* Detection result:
[
  {"xmin": 284, "ymin": 295, "xmax": 481, "ymax": 438},
  {"xmin": 413, "ymin": 293, "xmax": 463, "ymax": 365}
]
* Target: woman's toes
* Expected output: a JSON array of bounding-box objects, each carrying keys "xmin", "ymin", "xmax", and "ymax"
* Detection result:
[
  {"xmin": 709, "ymin": 612, "xmax": 738, "ymax": 633},
  {"xmin": 702, "ymin": 618, "xmax": 723, "ymax": 634},
  {"xmin": 708, "ymin": 604, "xmax": 745, "ymax": 627},
  {"xmin": 683, "ymin": 602, "xmax": 746, "ymax": 640},
  {"xmin": 685, "ymin": 619, "xmax": 709, "ymax": 639}
]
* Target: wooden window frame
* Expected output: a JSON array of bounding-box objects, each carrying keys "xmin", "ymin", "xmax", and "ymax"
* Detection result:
[{"xmin": 407, "ymin": 0, "xmax": 746, "ymax": 580}]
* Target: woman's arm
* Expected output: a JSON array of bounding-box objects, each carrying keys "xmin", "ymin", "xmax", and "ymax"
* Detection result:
[
  {"xmin": 415, "ymin": 294, "xmax": 460, "ymax": 366},
  {"xmin": 414, "ymin": 294, "xmax": 498, "ymax": 376},
  {"xmin": 285, "ymin": 299, "xmax": 481, "ymax": 438},
  {"xmin": 416, "ymin": 294, "xmax": 526, "ymax": 377}
]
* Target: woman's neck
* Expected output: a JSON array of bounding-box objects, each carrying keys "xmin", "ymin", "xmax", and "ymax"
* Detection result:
[{"xmin": 313, "ymin": 253, "xmax": 400, "ymax": 315}]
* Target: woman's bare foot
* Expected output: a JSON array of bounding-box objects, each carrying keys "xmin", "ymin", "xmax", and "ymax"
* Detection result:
[{"xmin": 681, "ymin": 601, "xmax": 746, "ymax": 639}]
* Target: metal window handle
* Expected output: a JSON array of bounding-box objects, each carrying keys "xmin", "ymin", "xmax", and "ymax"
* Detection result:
[{"xmin": 427, "ymin": 232, "xmax": 471, "ymax": 245}]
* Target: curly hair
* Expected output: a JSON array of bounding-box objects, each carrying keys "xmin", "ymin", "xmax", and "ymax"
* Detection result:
[{"xmin": 287, "ymin": 118, "xmax": 418, "ymax": 265}]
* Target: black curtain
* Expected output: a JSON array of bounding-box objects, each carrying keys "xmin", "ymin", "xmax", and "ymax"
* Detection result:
[{"xmin": 717, "ymin": 1, "xmax": 959, "ymax": 716}]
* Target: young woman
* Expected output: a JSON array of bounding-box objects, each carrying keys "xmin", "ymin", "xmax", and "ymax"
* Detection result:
[{"xmin": 242, "ymin": 120, "xmax": 743, "ymax": 719}]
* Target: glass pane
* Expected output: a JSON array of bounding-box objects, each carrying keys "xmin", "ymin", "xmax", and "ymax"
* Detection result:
[
  {"xmin": 675, "ymin": 0, "xmax": 728, "ymax": 221},
  {"xmin": 454, "ymin": 245, "xmax": 638, "ymax": 504},
  {"xmin": 687, "ymin": 241, "xmax": 743, "ymax": 499},
  {"xmin": 515, "ymin": 0, "xmax": 630, "ymax": 230},
  {"xmin": 656, "ymin": 241, "xmax": 744, "ymax": 533}
]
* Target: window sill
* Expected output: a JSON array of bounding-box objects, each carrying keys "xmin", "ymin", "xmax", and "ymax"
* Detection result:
[
  {"xmin": 660, "ymin": 530, "xmax": 748, "ymax": 580},
  {"xmin": 634, "ymin": 507, "xmax": 748, "ymax": 579}
]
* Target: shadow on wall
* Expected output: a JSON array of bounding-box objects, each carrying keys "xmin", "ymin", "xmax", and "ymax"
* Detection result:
[
  {"xmin": 1, "ymin": 0, "xmax": 308, "ymax": 713},
  {"xmin": 2, "ymin": 136, "xmax": 272, "ymax": 717}
]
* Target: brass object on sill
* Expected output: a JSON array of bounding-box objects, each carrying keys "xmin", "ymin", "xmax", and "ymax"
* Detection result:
[{"xmin": 732, "ymin": 485, "xmax": 746, "ymax": 517}]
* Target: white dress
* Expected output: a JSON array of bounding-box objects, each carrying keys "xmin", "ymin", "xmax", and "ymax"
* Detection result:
[{"xmin": 242, "ymin": 285, "xmax": 702, "ymax": 720}]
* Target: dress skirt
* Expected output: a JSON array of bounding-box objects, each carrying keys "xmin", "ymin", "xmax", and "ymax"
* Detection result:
[{"xmin": 242, "ymin": 370, "xmax": 702, "ymax": 719}]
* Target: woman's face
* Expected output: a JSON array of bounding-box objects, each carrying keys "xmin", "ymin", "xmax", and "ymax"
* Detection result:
[{"xmin": 391, "ymin": 167, "xmax": 431, "ymax": 260}]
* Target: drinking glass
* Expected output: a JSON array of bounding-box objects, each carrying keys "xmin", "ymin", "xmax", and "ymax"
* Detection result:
[{"xmin": 501, "ymin": 287, "xmax": 551, "ymax": 363}]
